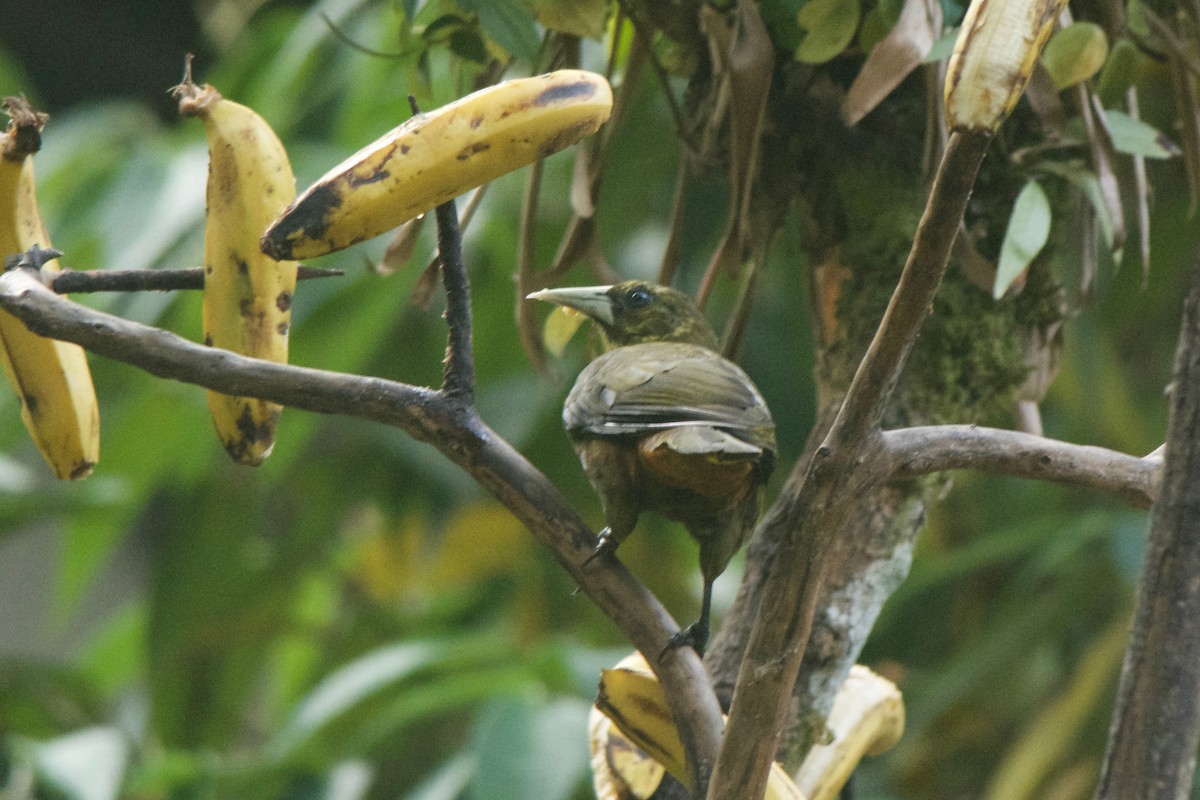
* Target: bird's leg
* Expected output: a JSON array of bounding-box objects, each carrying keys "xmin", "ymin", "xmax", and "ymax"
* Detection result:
[
  {"xmin": 661, "ymin": 578, "xmax": 713, "ymax": 658},
  {"xmin": 582, "ymin": 526, "xmax": 619, "ymax": 567}
]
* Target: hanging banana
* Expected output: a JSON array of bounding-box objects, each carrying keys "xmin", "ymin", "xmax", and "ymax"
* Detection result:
[
  {"xmin": 0, "ymin": 97, "xmax": 99, "ymax": 480},
  {"xmin": 260, "ymin": 69, "xmax": 613, "ymax": 260},
  {"xmin": 176, "ymin": 67, "xmax": 298, "ymax": 465}
]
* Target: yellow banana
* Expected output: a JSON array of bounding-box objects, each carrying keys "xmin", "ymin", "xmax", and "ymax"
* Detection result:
[
  {"xmin": 0, "ymin": 97, "xmax": 99, "ymax": 480},
  {"xmin": 945, "ymin": 0, "xmax": 1068, "ymax": 132},
  {"xmin": 260, "ymin": 70, "xmax": 613, "ymax": 260},
  {"xmin": 591, "ymin": 652, "xmax": 805, "ymax": 800},
  {"xmin": 176, "ymin": 70, "xmax": 298, "ymax": 465}
]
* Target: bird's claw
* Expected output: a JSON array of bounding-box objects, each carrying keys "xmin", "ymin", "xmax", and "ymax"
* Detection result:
[
  {"xmin": 660, "ymin": 621, "xmax": 708, "ymax": 659},
  {"xmin": 582, "ymin": 527, "xmax": 617, "ymax": 567}
]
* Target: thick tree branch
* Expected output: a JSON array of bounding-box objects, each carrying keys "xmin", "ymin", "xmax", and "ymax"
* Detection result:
[
  {"xmin": 0, "ymin": 268, "xmax": 724, "ymax": 792},
  {"xmin": 708, "ymin": 129, "xmax": 992, "ymax": 800},
  {"xmin": 1094, "ymin": 244, "xmax": 1200, "ymax": 799},
  {"xmin": 884, "ymin": 425, "xmax": 1161, "ymax": 508}
]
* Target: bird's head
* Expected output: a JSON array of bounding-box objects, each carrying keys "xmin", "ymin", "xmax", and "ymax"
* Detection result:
[{"xmin": 527, "ymin": 280, "xmax": 717, "ymax": 349}]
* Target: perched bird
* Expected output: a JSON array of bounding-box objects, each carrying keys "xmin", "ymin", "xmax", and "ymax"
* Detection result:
[{"xmin": 529, "ymin": 280, "xmax": 776, "ymax": 655}]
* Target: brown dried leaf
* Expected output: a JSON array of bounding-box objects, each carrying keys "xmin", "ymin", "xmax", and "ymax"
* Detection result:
[
  {"xmin": 409, "ymin": 258, "xmax": 441, "ymax": 310},
  {"xmin": 1170, "ymin": 56, "xmax": 1200, "ymax": 215},
  {"xmin": 372, "ymin": 214, "xmax": 426, "ymax": 275},
  {"xmin": 1126, "ymin": 88, "xmax": 1152, "ymax": 283},
  {"xmin": 701, "ymin": 0, "xmax": 774, "ymax": 286},
  {"xmin": 1023, "ymin": 63, "xmax": 1068, "ymax": 136},
  {"xmin": 842, "ymin": 0, "xmax": 940, "ymax": 126},
  {"xmin": 570, "ymin": 141, "xmax": 596, "ymax": 218},
  {"xmin": 1079, "ymin": 85, "xmax": 1126, "ymax": 255},
  {"xmin": 952, "ymin": 224, "xmax": 1001, "ymax": 294}
]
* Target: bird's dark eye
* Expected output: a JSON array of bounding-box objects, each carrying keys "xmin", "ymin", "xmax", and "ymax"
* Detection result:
[{"xmin": 625, "ymin": 287, "xmax": 653, "ymax": 308}]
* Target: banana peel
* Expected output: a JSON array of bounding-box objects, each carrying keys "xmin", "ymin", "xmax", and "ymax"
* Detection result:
[
  {"xmin": 591, "ymin": 652, "xmax": 806, "ymax": 800},
  {"xmin": 591, "ymin": 653, "xmax": 904, "ymax": 800}
]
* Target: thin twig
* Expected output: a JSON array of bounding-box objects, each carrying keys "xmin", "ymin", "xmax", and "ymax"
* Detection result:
[
  {"xmin": 719, "ymin": 253, "xmax": 760, "ymax": 359},
  {"xmin": 658, "ymin": 143, "xmax": 692, "ymax": 286},
  {"xmin": 516, "ymin": 158, "xmax": 548, "ymax": 372},
  {"xmin": 616, "ymin": 0, "xmax": 692, "ymax": 146},
  {"xmin": 42, "ymin": 265, "xmax": 342, "ymax": 294},
  {"xmin": 434, "ymin": 200, "xmax": 474, "ymax": 405}
]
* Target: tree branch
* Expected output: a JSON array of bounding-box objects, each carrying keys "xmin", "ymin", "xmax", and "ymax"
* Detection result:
[
  {"xmin": 0, "ymin": 267, "xmax": 725, "ymax": 791},
  {"xmin": 41, "ymin": 265, "xmax": 343, "ymax": 294},
  {"xmin": 708, "ymin": 129, "xmax": 992, "ymax": 800},
  {"xmin": 1094, "ymin": 242, "xmax": 1200, "ymax": 799},
  {"xmin": 434, "ymin": 200, "xmax": 475, "ymax": 405},
  {"xmin": 884, "ymin": 425, "xmax": 1161, "ymax": 509}
]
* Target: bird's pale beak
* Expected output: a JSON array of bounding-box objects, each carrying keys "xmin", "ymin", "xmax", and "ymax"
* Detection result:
[{"xmin": 526, "ymin": 285, "xmax": 616, "ymax": 326}]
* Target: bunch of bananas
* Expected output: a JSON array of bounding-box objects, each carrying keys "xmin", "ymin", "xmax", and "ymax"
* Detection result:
[
  {"xmin": 0, "ymin": 97, "xmax": 99, "ymax": 480},
  {"xmin": 3, "ymin": 68, "xmax": 612, "ymax": 473},
  {"xmin": 169, "ymin": 66, "xmax": 612, "ymax": 464}
]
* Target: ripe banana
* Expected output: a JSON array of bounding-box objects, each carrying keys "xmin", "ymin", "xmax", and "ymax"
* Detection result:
[
  {"xmin": 0, "ymin": 97, "xmax": 99, "ymax": 480},
  {"xmin": 260, "ymin": 70, "xmax": 613, "ymax": 260},
  {"xmin": 591, "ymin": 652, "xmax": 805, "ymax": 800},
  {"xmin": 176, "ymin": 70, "xmax": 298, "ymax": 465}
]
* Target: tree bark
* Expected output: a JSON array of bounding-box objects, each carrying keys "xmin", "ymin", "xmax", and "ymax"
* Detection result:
[{"xmin": 1093, "ymin": 244, "xmax": 1200, "ymax": 800}]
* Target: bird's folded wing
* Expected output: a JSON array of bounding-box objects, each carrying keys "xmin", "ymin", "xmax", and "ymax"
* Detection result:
[{"xmin": 565, "ymin": 343, "xmax": 774, "ymax": 449}]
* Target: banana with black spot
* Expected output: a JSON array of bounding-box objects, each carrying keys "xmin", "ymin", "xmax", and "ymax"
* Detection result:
[
  {"xmin": 0, "ymin": 97, "xmax": 100, "ymax": 480},
  {"xmin": 261, "ymin": 70, "xmax": 613, "ymax": 260},
  {"xmin": 176, "ymin": 65, "xmax": 298, "ymax": 465}
]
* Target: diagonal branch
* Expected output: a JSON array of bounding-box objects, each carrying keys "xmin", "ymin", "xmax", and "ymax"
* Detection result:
[
  {"xmin": 0, "ymin": 267, "xmax": 724, "ymax": 794},
  {"xmin": 708, "ymin": 129, "xmax": 993, "ymax": 800}
]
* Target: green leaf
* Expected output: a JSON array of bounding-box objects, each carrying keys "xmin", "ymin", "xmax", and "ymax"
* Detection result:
[
  {"xmin": 271, "ymin": 635, "xmax": 520, "ymax": 759},
  {"xmin": 994, "ymin": 179, "xmax": 1051, "ymax": 299},
  {"xmin": 1040, "ymin": 22, "xmax": 1109, "ymax": 90},
  {"xmin": 461, "ymin": 0, "xmax": 541, "ymax": 64},
  {"xmin": 795, "ymin": 0, "xmax": 860, "ymax": 64},
  {"xmin": 924, "ymin": 27, "xmax": 959, "ymax": 63},
  {"xmin": 1040, "ymin": 162, "xmax": 1118, "ymax": 252},
  {"xmin": 276, "ymin": 641, "xmax": 445, "ymax": 752},
  {"xmin": 1097, "ymin": 38, "xmax": 1141, "ymax": 105},
  {"xmin": 1103, "ymin": 109, "xmax": 1181, "ymax": 159},
  {"xmin": 405, "ymin": 754, "xmax": 479, "ymax": 800},
  {"xmin": 531, "ymin": 0, "xmax": 609, "ymax": 39},
  {"xmin": 466, "ymin": 696, "xmax": 593, "ymax": 800}
]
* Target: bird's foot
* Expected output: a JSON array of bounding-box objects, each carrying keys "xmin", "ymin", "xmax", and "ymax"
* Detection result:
[
  {"xmin": 660, "ymin": 620, "xmax": 709, "ymax": 659},
  {"xmin": 582, "ymin": 527, "xmax": 617, "ymax": 567}
]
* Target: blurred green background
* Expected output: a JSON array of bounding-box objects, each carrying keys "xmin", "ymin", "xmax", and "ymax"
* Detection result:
[{"xmin": 0, "ymin": 1, "xmax": 1192, "ymax": 798}]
